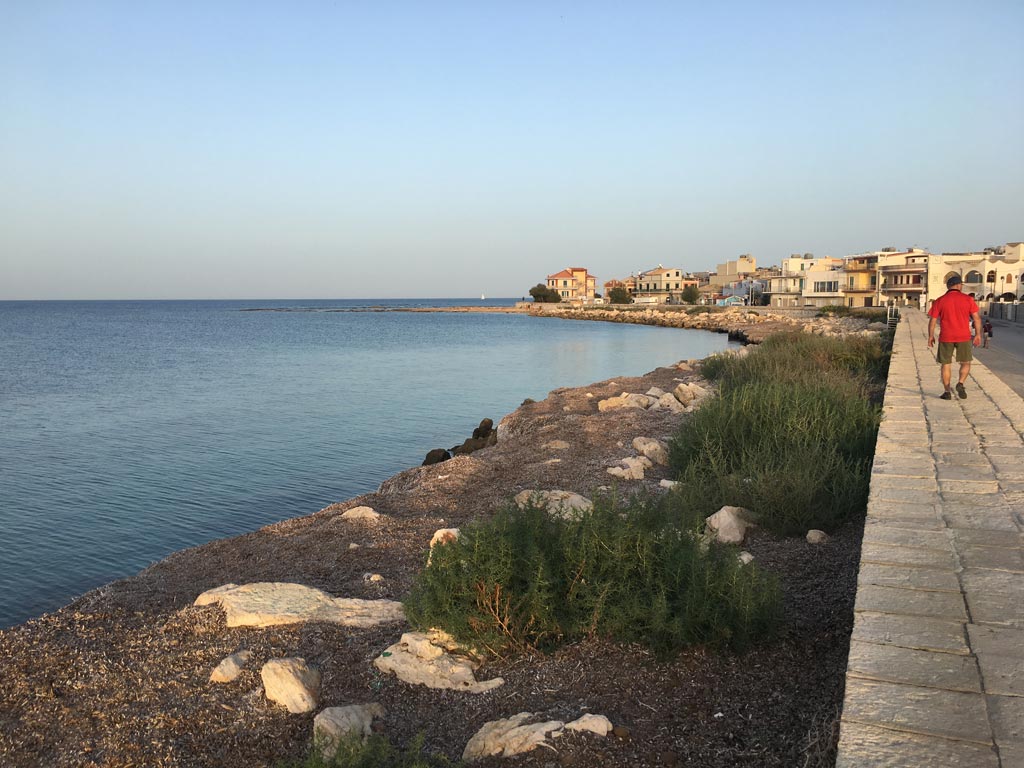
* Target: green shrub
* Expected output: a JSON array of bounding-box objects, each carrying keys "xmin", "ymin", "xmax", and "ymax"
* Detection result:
[
  {"xmin": 280, "ymin": 732, "xmax": 458, "ymax": 768},
  {"xmin": 404, "ymin": 496, "xmax": 782, "ymax": 657},
  {"xmin": 671, "ymin": 333, "xmax": 886, "ymax": 534}
]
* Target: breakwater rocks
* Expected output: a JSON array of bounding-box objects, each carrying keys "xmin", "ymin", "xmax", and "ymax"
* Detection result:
[{"xmin": 528, "ymin": 304, "xmax": 887, "ymax": 343}]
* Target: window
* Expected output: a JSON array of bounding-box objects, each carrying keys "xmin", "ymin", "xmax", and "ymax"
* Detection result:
[
  {"xmin": 813, "ymin": 281, "xmax": 839, "ymax": 293},
  {"xmin": 562, "ymin": 280, "xmax": 568, "ymax": 287},
  {"xmin": 849, "ymin": 277, "xmax": 854, "ymax": 288}
]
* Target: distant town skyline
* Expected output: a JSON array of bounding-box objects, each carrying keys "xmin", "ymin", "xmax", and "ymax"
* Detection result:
[{"xmin": 2, "ymin": 2, "xmax": 1022, "ymax": 300}]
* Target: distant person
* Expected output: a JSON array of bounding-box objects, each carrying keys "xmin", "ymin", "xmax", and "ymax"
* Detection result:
[
  {"xmin": 927, "ymin": 274, "xmax": 982, "ymax": 400},
  {"xmin": 983, "ymin": 316, "xmax": 993, "ymax": 348}
]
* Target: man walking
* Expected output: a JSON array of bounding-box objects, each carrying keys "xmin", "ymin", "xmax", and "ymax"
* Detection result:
[{"xmin": 927, "ymin": 274, "xmax": 982, "ymax": 399}]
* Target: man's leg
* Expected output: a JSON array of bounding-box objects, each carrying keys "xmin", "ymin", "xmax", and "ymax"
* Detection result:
[
  {"xmin": 958, "ymin": 362, "xmax": 970, "ymax": 385},
  {"xmin": 941, "ymin": 363, "xmax": 952, "ymax": 392}
]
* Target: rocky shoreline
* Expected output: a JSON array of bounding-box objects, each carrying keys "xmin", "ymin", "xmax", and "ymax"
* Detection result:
[{"xmin": 0, "ymin": 308, "xmax": 881, "ymax": 767}]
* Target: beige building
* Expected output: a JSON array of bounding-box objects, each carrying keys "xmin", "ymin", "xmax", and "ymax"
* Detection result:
[
  {"xmin": 929, "ymin": 243, "xmax": 1024, "ymax": 304},
  {"xmin": 633, "ymin": 266, "xmax": 699, "ymax": 304},
  {"xmin": 766, "ymin": 256, "xmax": 841, "ymax": 308},
  {"xmin": 709, "ymin": 255, "xmax": 756, "ymax": 288},
  {"xmin": 546, "ymin": 267, "xmax": 597, "ymax": 301}
]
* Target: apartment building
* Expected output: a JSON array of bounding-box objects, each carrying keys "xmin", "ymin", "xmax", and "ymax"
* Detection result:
[
  {"xmin": 633, "ymin": 266, "xmax": 698, "ymax": 303},
  {"xmin": 546, "ymin": 267, "xmax": 598, "ymax": 301}
]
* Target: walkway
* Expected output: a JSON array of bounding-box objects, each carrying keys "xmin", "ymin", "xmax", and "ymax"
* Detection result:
[{"xmin": 836, "ymin": 309, "xmax": 1024, "ymax": 768}]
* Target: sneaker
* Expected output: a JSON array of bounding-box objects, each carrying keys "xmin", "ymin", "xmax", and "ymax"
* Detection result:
[
  {"xmin": 956, "ymin": 383, "xmax": 967, "ymax": 399},
  {"xmin": 940, "ymin": 391, "xmax": 952, "ymax": 400}
]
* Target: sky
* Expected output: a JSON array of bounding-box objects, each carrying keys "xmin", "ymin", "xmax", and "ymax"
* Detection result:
[{"xmin": 1, "ymin": 1, "xmax": 1022, "ymax": 299}]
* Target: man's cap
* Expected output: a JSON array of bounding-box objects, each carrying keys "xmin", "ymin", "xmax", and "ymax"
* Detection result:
[{"xmin": 947, "ymin": 274, "xmax": 963, "ymax": 288}]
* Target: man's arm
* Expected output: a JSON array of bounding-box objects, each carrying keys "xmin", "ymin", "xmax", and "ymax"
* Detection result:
[
  {"xmin": 928, "ymin": 316, "xmax": 937, "ymax": 347},
  {"xmin": 971, "ymin": 311, "xmax": 983, "ymax": 346}
]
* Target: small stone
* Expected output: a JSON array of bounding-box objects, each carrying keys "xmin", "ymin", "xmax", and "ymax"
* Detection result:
[
  {"xmin": 348, "ymin": 543, "xmax": 360, "ymax": 550},
  {"xmin": 563, "ymin": 713, "xmax": 613, "ymax": 736},
  {"xmin": 738, "ymin": 551, "xmax": 754, "ymax": 565},
  {"xmin": 514, "ymin": 490, "xmax": 593, "ymax": 517},
  {"xmin": 543, "ymin": 440, "xmax": 570, "ymax": 450},
  {"xmin": 261, "ymin": 658, "xmax": 320, "ymax": 714},
  {"xmin": 806, "ymin": 529, "xmax": 829, "ymax": 544},
  {"xmin": 659, "ymin": 479, "xmax": 679, "ymax": 489},
  {"xmin": 374, "ymin": 630, "xmax": 503, "ymax": 693},
  {"xmin": 607, "ymin": 456, "xmax": 653, "ymax": 481},
  {"xmin": 342, "ymin": 506, "xmax": 380, "ymax": 521},
  {"xmin": 363, "ymin": 573, "xmax": 384, "ymax": 583},
  {"xmin": 210, "ymin": 650, "xmax": 251, "ymax": 683},
  {"xmin": 314, "ymin": 703, "xmax": 385, "ymax": 758},
  {"xmin": 612, "ymin": 725, "xmax": 631, "ymax": 740},
  {"xmin": 705, "ymin": 506, "xmax": 754, "ymax": 545},
  {"xmin": 632, "ymin": 437, "xmax": 670, "ymax": 466}
]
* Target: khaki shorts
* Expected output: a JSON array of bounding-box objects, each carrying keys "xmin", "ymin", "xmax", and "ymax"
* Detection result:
[{"xmin": 937, "ymin": 341, "xmax": 973, "ymax": 364}]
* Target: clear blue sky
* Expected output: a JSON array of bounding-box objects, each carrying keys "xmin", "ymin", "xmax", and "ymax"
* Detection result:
[{"xmin": 1, "ymin": 1, "xmax": 1021, "ymax": 299}]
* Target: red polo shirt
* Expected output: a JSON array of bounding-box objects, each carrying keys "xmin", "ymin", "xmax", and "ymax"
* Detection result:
[{"xmin": 928, "ymin": 289, "xmax": 979, "ymax": 342}]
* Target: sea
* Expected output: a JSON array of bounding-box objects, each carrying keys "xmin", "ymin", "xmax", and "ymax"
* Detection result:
[{"xmin": 0, "ymin": 299, "xmax": 737, "ymax": 628}]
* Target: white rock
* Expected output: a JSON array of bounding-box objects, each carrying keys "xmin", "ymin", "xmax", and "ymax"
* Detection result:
[
  {"xmin": 194, "ymin": 582, "xmax": 405, "ymax": 628},
  {"xmin": 677, "ymin": 362, "xmax": 693, "ymax": 372},
  {"xmin": 348, "ymin": 542, "xmax": 360, "ymax": 551},
  {"xmin": 463, "ymin": 713, "xmax": 564, "ymax": 761},
  {"xmin": 632, "ymin": 437, "xmax": 670, "ymax": 466},
  {"xmin": 374, "ymin": 630, "xmax": 504, "ymax": 694},
  {"xmin": 341, "ymin": 506, "xmax": 380, "ymax": 521},
  {"xmin": 363, "ymin": 573, "xmax": 384, "ymax": 583},
  {"xmin": 430, "ymin": 527, "xmax": 460, "ymax": 549},
  {"xmin": 314, "ymin": 703, "xmax": 385, "ymax": 758},
  {"xmin": 806, "ymin": 529, "xmax": 829, "ymax": 544},
  {"xmin": 673, "ymin": 383, "xmax": 695, "ymax": 406},
  {"xmin": 657, "ymin": 393, "xmax": 686, "ymax": 413},
  {"xmin": 705, "ymin": 506, "xmax": 754, "ymax": 545},
  {"xmin": 585, "ymin": 393, "xmax": 594, "ymax": 398},
  {"xmin": 645, "ymin": 387, "xmax": 666, "ymax": 398},
  {"xmin": 659, "ymin": 479, "xmax": 679, "ymax": 489},
  {"xmin": 210, "ymin": 650, "xmax": 251, "ymax": 683},
  {"xmin": 597, "ymin": 393, "xmax": 652, "ymax": 412},
  {"xmin": 563, "ymin": 713, "xmax": 613, "ymax": 736},
  {"xmin": 738, "ymin": 551, "xmax": 755, "ymax": 565},
  {"xmin": 513, "ymin": 490, "xmax": 593, "ymax": 518},
  {"xmin": 606, "ymin": 456, "xmax": 653, "ymax": 481},
  {"xmin": 542, "ymin": 440, "xmax": 570, "ymax": 450},
  {"xmin": 427, "ymin": 528, "xmax": 460, "ymax": 565},
  {"xmin": 261, "ymin": 658, "xmax": 320, "ymax": 714}
]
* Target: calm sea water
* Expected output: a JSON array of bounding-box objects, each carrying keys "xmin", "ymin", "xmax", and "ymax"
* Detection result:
[{"xmin": 0, "ymin": 299, "xmax": 736, "ymax": 628}]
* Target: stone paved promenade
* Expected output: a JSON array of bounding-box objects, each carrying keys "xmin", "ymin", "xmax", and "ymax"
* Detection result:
[{"xmin": 837, "ymin": 309, "xmax": 1024, "ymax": 767}]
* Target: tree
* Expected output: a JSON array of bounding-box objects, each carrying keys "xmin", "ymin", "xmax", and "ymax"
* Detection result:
[
  {"xmin": 681, "ymin": 285, "xmax": 701, "ymax": 304},
  {"xmin": 529, "ymin": 283, "xmax": 562, "ymax": 303},
  {"xmin": 608, "ymin": 286, "xmax": 632, "ymax": 304}
]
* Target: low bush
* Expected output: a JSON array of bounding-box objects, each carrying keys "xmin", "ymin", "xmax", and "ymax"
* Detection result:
[
  {"xmin": 668, "ymin": 332, "xmax": 887, "ymax": 534},
  {"xmin": 404, "ymin": 496, "xmax": 782, "ymax": 658},
  {"xmin": 816, "ymin": 305, "xmax": 888, "ymax": 322}
]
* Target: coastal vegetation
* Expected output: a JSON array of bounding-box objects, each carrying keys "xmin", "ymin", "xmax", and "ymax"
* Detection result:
[
  {"xmin": 607, "ymin": 286, "xmax": 632, "ymax": 304},
  {"xmin": 404, "ymin": 494, "xmax": 782, "ymax": 657},
  {"xmin": 404, "ymin": 331, "xmax": 888, "ymax": 659},
  {"xmin": 667, "ymin": 332, "xmax": 888, "ymax": 534},
  {"xmin": 527, "ymin": 283, "xmax": 562, "ymax": 303}
]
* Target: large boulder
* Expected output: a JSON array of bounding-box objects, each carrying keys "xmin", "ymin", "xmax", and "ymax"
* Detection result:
[
  {"xmin": 705, "ymin": 506, "xmax": 755, "ymax": 545},
  {"xmin": 453, "ymin": 437, "xmax": 490, "ymax": 456},
  {"xmin": 373, "ymin": 630, "xmax": 504, "ymax": 693},
  {"xmin": 314, "ymin": 703, "xmax": 385, "ymax": 758},
  {"xmin": 462, "ymin": 712, "xmax": 613, "ymax": 761},
  {"xmin": 655, "ymin": 392, "xmax": 686, "ymax": 414},
  {"xmin": 427, "ymin": 528, "xmax": 460, "ymax": 565},
  {"xmin": 463, "ymin": 713, "xmax": 564, "ymax": 761},
  {"xmin": 473, "ymin": 418, "xmax": 494, "ymax": 439},
  {"xmin": 261, "ymin": 658, "xmax": 321, "ymax": 714},
  {"xmin": 513, "ymin": 490, "xmax": 593, "ymax": 518},
  {"xmin": 422, "ymin": 448, "xmax": 451, "ymax": 466},
  {"xmin": 194, "ymin": 582, "xmax": 405, "ymax": 628}
]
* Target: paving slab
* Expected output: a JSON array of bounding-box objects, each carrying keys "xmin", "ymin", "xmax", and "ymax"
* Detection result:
[
  {"xmin": 841, "ymin": 678, "xmax": 991, "ymax": 743},
  {"xmin": 961, "ymin": 569, "xmax": 1024, "ymax": 627},
  {"xmin": 850, "ymin": 612, "xmax": 969, "ymax": 654},
  {"xmin": 958, "ymin": 544, "xmax": 1024, "ymax": 572},
  {"xmin": 859, "ymin": 542, "xmax": 956, "ymax": 569},
  {"xmin": 861, "ymin": 524, "xmax": 950, "ymax": 551},
  {"xmin": 835, "ymin": 721, "xmax": 998, "ymax": 768},
  {"xmin": 856, "ymin": 563, "xmax": 961, "ymax": 593},
  {"xmin": 986, "ymin": 694, "xmax": 1024, "ymax": 745},
  {"xmin": 846, "ymin": 640, "xmax": 982, "ymax": 692},
  {"xmin": 854, "ymin": 585, "xmax": 967, "ymax": 621}
]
